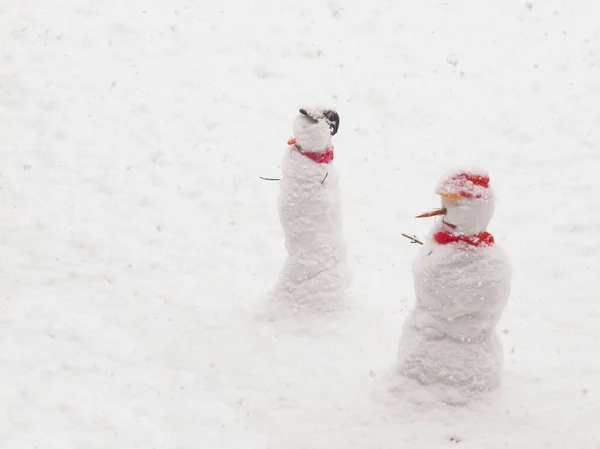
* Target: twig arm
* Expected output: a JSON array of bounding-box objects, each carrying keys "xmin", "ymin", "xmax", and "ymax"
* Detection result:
[{"xmin": 401, "ymin": 233, "xmax": 423, "ymax": 245}]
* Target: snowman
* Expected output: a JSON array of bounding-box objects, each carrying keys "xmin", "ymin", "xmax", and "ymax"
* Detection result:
[
  {"xmin": 397, "ymin": 167, "xmax": 511, "ymax": 403},
  {"xmin": 269, "ymin": 108, "xmax": 350, "ymax": 313}
]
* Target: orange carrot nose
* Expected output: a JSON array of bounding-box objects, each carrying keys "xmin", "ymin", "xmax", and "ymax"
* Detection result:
[
  {"xmin": 287, "ymin": 138, "xmax": 296, "ymax": 145},
  {"xmin": 415, "ymin": 207, "xmax": 447, "ymax": 218}
]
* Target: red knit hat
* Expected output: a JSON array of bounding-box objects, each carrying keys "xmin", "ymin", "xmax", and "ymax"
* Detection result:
[{"xmin": 435, "ymin": 169, "xmax": 491, "ymax": 199}]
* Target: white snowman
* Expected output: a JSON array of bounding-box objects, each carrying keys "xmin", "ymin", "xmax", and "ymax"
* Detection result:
[
  {"xmin": 270, "ymin": 108, "xmax": 350, "ymax": 313},
  {"xmin": 397, "ymin": 167, "xmax": 511, "ymax": 403}
]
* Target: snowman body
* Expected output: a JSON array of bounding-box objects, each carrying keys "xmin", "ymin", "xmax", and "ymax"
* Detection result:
[
  {"xmin": 271, "ymin": 112, "xmax": 349, "ymax": 312},
  {"xmin": 398, "ymin": 234, "xmax": 511, "ymax": 395},
  {"xmin": 398, "ymin": 168, "xmax": 511, "ymax": 400}
]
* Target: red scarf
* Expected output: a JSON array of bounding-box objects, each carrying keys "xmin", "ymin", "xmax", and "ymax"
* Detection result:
[
  {"xmin": 287, "ymin": 138, "xmax": 334, "ymax": 164},
  {"xmin": 300, "ymin": 149, "xmax": 334, "ymax": 164},
  {"xmin": 434, "ymin": 231, "xmax": 495, "ymax": 247}
]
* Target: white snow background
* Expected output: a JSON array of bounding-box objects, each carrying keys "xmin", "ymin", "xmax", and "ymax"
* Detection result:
[{"xmin": 1, "ymin": 0, "xmax": 599, "ymax": 447}]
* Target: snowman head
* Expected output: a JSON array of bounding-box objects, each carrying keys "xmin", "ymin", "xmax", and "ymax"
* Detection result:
[
  {"xmin": 292, "ymin": 108, "xmax": 339, "ymax": 153},
  {"xmin": 416, "ymin": 167, "xmax": 496, "ymax": 235}
]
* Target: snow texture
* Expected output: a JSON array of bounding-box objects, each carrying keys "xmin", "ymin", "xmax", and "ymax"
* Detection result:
[
  {"xmin": 398, "ymin": 172, "xmax": 510, "ymax": 404},
  {"xmin": 2, "ymin": 0, "xmax": 600, "ymax": 448},
  {"xmin": 293, "ymin": 112, "xmax": 333, "ymax": 152},
  {"xmin": 269, "ymin": 112, "xmax": 350, "ymax": 314},
  {"xmin": 398, "ymin": 239, "xmax": 511, "ymax": 404},
  {"xmin": 440, "ymin": 195, "xmax": 496, "ymax": 235}
]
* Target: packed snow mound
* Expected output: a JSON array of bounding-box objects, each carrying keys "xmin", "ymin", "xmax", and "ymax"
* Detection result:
[
  {"xmin": 270, "ymin": 130, "xmax": 350, "ymax": 313},
  {"xmin": 411, "ymin": 242, "xmax": 511, "ymax": 341},
  {"xmin": 397, "ymin": 240, "xmax": 511, "ymax": 403}
]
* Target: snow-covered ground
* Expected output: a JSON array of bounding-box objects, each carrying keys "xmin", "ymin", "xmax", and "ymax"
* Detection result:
[{"xmin": 1, "ymin": 0, "xmax": 599, "ymax": 447}]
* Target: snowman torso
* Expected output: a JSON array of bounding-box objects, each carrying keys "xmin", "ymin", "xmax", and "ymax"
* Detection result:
[
  {"xmin": 398, "ymin": 237, "xmax": 511, "ymax": 399},
  {"xmin": 278, "ymin": 146, "xmax": 343, "ymax": 254},
  {"xmin": 411, "ymin": 236, "xmax": 511, "ymax": 341}
]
